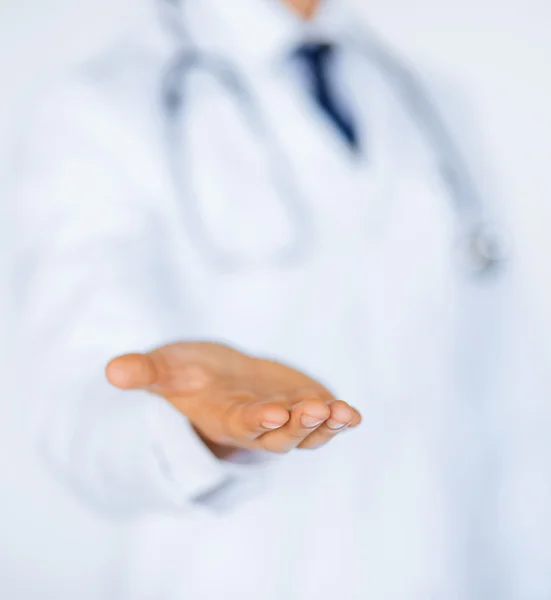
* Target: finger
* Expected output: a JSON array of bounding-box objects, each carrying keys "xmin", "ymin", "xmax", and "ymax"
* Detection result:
[
  {"xmin": 259, "ymin": 397, "xmax": 330, "ymax": 453},
  {"xmin": 106, "ymin": 353, "xmax": 160, "ymax": 390},
  {"xmin": 297, "ymin": 402, "xmax": 361, "ymax": 450},
  {"xmin": 348, "ymin": 407, "xmax": 363, "ymax": 429},
  {"xmin": 225, "ymin": 401, "xmax": 291, "ymax": 441},
  {"xmin": 106, "ymin": 349, "xmax": 213, "ymax": 397},
  {"xmin": 326, "ymin": 400, "xmax": 360, "ymax": 431},
  {"xmin": 296, "ymin": 422, "xmax": 347, "ymax": 450}
]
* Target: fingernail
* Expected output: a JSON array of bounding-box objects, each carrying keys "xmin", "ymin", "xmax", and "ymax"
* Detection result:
[
  {"xmin": 262, "ymin": 421, "xmax": 284, "ymax": 430},
  {"xmin": 327, "ymin": 420, "xmax": 349, "ymax": 430},
  {"xmin": 301, "ymin": 415, "xmax": 325, "ymax": 428}
]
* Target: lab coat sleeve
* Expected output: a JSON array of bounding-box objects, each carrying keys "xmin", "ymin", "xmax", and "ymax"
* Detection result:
[{"xmin": 8, "ymin": 80, "xmax": 232, "ymax": 513}]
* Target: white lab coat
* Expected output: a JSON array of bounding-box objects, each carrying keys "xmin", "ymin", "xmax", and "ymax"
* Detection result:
[{"xmin": 7, "ymin": 1, "xmax": 551, "ymax": 598}]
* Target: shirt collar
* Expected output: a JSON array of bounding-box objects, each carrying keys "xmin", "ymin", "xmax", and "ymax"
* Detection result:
[{"xmin": 181, "ymin": 0, "xmax": 361, "ymax": 73}]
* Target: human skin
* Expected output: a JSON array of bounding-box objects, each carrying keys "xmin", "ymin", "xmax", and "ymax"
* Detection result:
[
  {"xmin": 282, "ymin": 0, "xmax": 320, "ymax": 20},
  {"xmin": 107, "ymin": 343, "xmax": 361, "ymax": 459}
]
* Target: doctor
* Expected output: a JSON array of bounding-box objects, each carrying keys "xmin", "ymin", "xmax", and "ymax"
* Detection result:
[{"xmin": 8, "ymin": 0, "xmax": 551, "ymax": 598}]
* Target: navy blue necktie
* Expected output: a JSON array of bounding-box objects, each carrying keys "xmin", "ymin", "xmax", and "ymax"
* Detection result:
[{"xmin": 295, "ymin": 42, "xmax": 360, "ymax": 152}]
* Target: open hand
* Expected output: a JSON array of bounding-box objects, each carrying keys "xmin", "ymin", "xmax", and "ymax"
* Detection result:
[{"xmin": 106, "ymin": 342, "xmax": 361, "ymax": 458}]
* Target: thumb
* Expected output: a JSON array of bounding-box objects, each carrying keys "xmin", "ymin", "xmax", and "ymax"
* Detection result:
[{"xmin": 105, "ymin": 353, "xmax": 160, "ymax": 390}]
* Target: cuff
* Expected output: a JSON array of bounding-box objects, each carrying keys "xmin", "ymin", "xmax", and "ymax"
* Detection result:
[{"xmin": 148, "ymin": 397, "xmax": 233, "ymax": 507}]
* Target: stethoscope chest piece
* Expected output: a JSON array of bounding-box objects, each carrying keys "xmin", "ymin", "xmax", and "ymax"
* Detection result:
[{"xmin": 455, "ymin": 222, "xmax": 511, "ymax": 278}]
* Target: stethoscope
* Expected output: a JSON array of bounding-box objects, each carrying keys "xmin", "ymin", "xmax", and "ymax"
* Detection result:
[{"xmin": 158, "ymin": 0, "xmax": 509, "ymax": 276}]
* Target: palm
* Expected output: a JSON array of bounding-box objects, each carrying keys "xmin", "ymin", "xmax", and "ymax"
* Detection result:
[{"xmin": 106, "ymin": 341, "xmax": 361, "ymax": 455}]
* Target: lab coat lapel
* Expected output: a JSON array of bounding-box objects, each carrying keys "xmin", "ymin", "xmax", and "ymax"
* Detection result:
[{"xmin": 175, "ymin": 68, "xmax": 298, "ymax": 263}]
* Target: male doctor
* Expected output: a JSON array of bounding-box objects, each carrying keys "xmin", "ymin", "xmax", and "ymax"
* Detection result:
[{"xmin": 8, "ymin": 0, "xmax": 551, "ymax": 598}]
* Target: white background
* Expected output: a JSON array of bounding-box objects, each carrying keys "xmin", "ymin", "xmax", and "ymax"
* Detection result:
[{"xmin": 0, "ymin": 0, "xmax": 550, "ymax": 597}]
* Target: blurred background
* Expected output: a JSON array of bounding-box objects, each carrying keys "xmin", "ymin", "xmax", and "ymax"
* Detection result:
[{"xmin": 0, "ymin": 0, "xmax": 549, "ymax": 597}]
